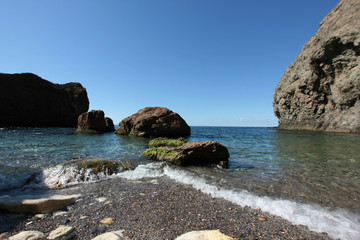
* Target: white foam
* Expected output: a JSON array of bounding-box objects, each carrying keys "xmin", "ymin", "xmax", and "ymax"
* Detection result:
[
  {"xmin": 116, "ymin": 162, "xmax": 164, "ymax": 180},
  {"xmin": 42, "ymin": 164, "xmax": 109, "ymax": 188},
  {"xmin": 163, "ymin": 166, "xmax": 360, "ymax": 240}
]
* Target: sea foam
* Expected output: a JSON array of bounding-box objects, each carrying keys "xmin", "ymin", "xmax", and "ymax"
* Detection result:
[{"xmin": 161, "ymin": 165, "xmax": 360, "ymax": 240}]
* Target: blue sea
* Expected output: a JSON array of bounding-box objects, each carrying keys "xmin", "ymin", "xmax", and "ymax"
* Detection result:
[{"xmin": 0, "ymin": 127, "xmax": 359, "ymax": 239}]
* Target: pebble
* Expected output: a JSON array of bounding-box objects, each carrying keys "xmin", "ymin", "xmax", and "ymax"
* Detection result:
[
  {"xmin": 53, "ymin": 211, "xmax": 68, "ymax": 217},
  {"xmin": 91, "ymin": 226, "xmax": 108, "ymax": 234},
  {"xmin": 100, "ymin": 217, "xmax": 114, "ymax": 225},
  {"xmin": 48, "ymin": 225, "xmax": 74, "ymax": 239},
  {"xmin": 96, "ymin": 197, "xmax": 108, "ymax": 203},
  {"xmin": 259, "ymin": 217, "xmax": 267, "ymax": 222},
  {"xmin": 35, "ymin": 214, "xmax": 50, "ymax": 219},
  {"xmin": 91, "ymin": 232, "xmax": 122, "ymax": 240}
]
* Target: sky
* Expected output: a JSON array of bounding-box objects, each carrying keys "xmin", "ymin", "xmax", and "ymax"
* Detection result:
[{"xmin": 0, "ymin": 0, "xmax": 339, "ymax": 127}]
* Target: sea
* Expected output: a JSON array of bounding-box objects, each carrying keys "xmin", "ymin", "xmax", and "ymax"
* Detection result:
[{"xmin": 0, "ymin": 126, "xmax": 359, "ymax": 239}]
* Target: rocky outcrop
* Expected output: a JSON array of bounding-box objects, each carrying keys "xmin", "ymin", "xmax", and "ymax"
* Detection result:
[
  {"xmin": 115, "ymin": 107, "xmax": 191, "ymax": 137},
  {"xmin": 0, "ymin": 73, "xmax": 89, "ymax": 127},
  {"xmin": 0, "ymin": 194, "xmax": 81, "ymax": 213},
  {"xmin": 273, "ymin": 0, "xmax": 360, "ymax": 133},
  {"xmin": 77, "ymin": 110, "xmax": 115, "ymax": 133},
  {"xmin": 143, "ymin": 138, "xmax": 229, "ymax": 168}
]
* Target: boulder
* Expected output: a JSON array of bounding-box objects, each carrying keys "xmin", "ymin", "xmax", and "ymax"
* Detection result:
[
  {"xmin": 0, "ymin": 194, "xmax": 81, "ymax": 214},
  {"xmin": 9, "ymin": 231, "xmax": 44, "ymax": 240},
  {"xmin": 115, "ymin": 107, "xmax": 191, "ymax": 137},
  {"xmin": 175, "ymin": 230, "xmax": 234, "ymax": 240},
  {"xmin": 77, "ymin": 110, "xmax": 115, "ymax": 133},
  {"xmin": 143, "ymin": 138, "xmax": 229, "ymax": 168},
  {"xmin": 273, "ymin": 0, "xmax": 360, "ymax": 133},
  {"xmin": 0, "ymin": 73, "xmax": 89, "ymax": 127}
]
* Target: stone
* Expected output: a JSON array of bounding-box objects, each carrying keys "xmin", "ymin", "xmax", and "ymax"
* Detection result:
[
  {"xmin": 0, "ymin": 73, "xmax": 89, "ymax": 127},
  {"xmin": 48, "ymin": 225, "xmax": 74, "ymax": 239},
  {"xmin": 91, "ymin": 226, "xmax": 108, "ymax": 234},
  {"xmin": 115, "ymin": 107, "xmax": 191, "ymax": 137},
  {"xmin": 0, "ymin": 194, "xmax": 81, "ymax": 214},
  {"xmin": 91, "ymin": 232, "xmax": 122, "ymax": 240},
  {"xmin": 100, "ymin": 217, "xmax": 114, "ymax": 224},
  {"xmin": 9, "ymin": 231, "xmax": 44, "ymax": 240},
  {"xmin": 273, "ymin": 0, "xmax": 360, "ymax": 133},
  {"xmin": 143, "ymin": 139, "xmax": 229, "ymax": 168},
  {"xmin": 175, "ymin": 230, "xmax": 234, "ymax": 240},
  {"xmin": 77, "ymin": 110, "xmax": 115, "ymax": 133}
]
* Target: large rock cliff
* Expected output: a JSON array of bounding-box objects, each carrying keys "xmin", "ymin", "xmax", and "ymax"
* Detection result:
[
  {"xmin": 0, "ymin": 73, "xmax": 89, "ymax": 127},
  {"xmin": 273, "ymin": 0, "xmax": 360, "ymax": 133}
]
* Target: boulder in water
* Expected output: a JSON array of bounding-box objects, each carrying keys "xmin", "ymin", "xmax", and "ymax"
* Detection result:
[
  {"xmin": 115, "ymin": 107, "xmax": 191, "ymax": 137},
  {"xmin": 77, "ymin": 110, "xmax": 115, "ymax": 133},
  {"xmin": 143, "ymin": 138, "xmax": 229, "ymax": 168}
]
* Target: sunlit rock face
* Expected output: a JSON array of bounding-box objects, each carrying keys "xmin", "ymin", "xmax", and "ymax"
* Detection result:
[{"xmin": 273, "ymin": 0, "xmax": 360, "ymax": 133}]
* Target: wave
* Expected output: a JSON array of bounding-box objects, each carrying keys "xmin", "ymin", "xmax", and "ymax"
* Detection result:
[
  {"xmin": 39, "ymin": 162, "xmax": 360, "ymax": 240},
  {"xmin": 117, "ymin": 163, "xmax": 359, "ymax": 240},
  {"xmin": 162, "ymin": 165, "xmax": 360, "ymax": 240}
]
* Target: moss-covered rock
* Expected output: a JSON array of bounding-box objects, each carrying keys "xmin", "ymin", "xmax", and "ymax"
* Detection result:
[
  {"xmin": 148, "ymin": 137, "xmax": 188, "ymax": 147},
  {"xmin": 143, "ymin": 138, "xmax": 229, "ymax": 168}
]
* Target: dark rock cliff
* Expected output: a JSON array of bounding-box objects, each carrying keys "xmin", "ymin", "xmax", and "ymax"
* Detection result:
[
  {"xmin": 273, "ymin": 0, "xmax": 360, "ymax": 133},
  {"xmin": 0, "ymin": 73, "xmax": 89, "ymax": 127}
]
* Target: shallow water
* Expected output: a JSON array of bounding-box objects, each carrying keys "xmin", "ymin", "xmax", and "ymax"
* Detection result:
[{"xmin": 1, "ymin": 127, "xmax": 360, "ymax": 239}]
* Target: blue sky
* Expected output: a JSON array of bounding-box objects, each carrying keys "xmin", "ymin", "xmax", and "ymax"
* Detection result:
[{"xmin": 0, "ymin": 0, "xmax": 339, "ymax": 126}]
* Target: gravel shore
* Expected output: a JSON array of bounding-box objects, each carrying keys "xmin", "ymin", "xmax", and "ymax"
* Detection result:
[{"xmin": 0, "ymin": 176, "xmax": 335, "ymax": 240}]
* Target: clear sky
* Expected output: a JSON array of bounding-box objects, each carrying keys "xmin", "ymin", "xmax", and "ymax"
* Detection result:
[{"xmin": 0, "ymin": 0, "xmax": 339, "ymax": 126}]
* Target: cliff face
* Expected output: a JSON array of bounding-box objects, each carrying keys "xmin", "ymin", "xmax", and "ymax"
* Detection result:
[
  {"xmin": 0, "ymin": 73, "xmax": 89, "ymax": 127},
  {"xmin": 273, "ymin": 0, "xmax": 360, "ymax": 133}
]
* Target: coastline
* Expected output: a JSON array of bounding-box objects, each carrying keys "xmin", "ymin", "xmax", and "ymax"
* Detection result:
[{"xmin": 0, "ymin": 176, "xmax": 334, "ymax": 240}]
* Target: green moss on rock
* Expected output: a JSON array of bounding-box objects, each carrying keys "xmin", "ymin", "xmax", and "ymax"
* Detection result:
[{"xmin": 148, "ymin": 138, "xmax": 188, "ymax": 148}]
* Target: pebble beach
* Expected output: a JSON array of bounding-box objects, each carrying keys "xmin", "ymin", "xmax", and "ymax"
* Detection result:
[{"xmin": 0, "ymin": 176, "xmax": 335, "ymax": 240}]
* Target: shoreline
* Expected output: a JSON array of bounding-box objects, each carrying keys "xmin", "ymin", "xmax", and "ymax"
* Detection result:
[{"xmin": 0, "ymin": 176, "xmax": 334, "ymax": 240}]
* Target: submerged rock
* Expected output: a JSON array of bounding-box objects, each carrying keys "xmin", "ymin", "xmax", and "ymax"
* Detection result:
[
  {"xmin": 0, "ymin": 73, "xmax": 89, "ymax": 127},
  {"xmin": 273, "ymin": 0, "xmax": 360, "ymax": 133},
  {"xmin": 115, "ymin": 107, "xmax": 191, "ymax": 137},
  {"xmin": 143, "ymin": 138, "xmax": 229, "ymax": 168},
  {"xmin": 0, "ymin": 194, "xmax": 81, "ymax": 214},
  {"xmin": 175, "ymin": 230, "xmax": 234, "ymax": 240},
  {"xmin": 77, "ymin": 110, "xmax": 115, "ymax": 133},
  {"xmin": 43, "ymin": 158, "xmax": 132, "ymax": 188}
]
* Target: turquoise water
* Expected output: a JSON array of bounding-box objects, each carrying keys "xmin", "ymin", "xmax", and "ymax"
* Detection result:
[{"xmin": 1, "ymin": 127, "xmax": 360, "ymax": 239}]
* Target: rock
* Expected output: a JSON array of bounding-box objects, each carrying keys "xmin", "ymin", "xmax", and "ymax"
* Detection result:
[
  {"xmin": 143, "ymin": 139, "xmax": 229, "ymax": 168},
  {"xmin": 259, "ymin": 217, "xmax": 267, "ymax": 221},
  {"xmin": 77, "ymin": 110, "xmax": 115, "ymax": 133},
  {"xmin": 9, "ymin": 231, "xmax": 44, "ymax": 240},
  {"xmin": 43, "ymin": 158, "xmax": 132, "ymax": 188},
  {"xmin": 0, "ymin": 73, "xmax": 89, "ymax": 127},
  {"xmin": 115, "ymin": 107, "xmax": 191, "ymax": 137},
  {"xmin": 175, "ymin": 230, "xmax": 234, "ymax": 240},
  {"xmin": 0, "ymin": 194, "xmax": 81, "ymax": 214},
  {"xmin": 91, "ymin": 226, "xmax": 107, "ymax": 235},
  {"xmin": 148, "ymin": 137, "xmax": 188, "ymax": 147},
  {"xmin": 91, "ymin": 232, "xmax": 122, "ymax": 240},
  {"xmin": 100, "ymin": 217, "xmax": 114, "ymax": 225},
  {"xmin": 273, "ymin": 0, "xmax": 360, "ymax": 133},
  {"xmin": 48, "ymin": 225, "xmax": 74, "ymax": 239}
]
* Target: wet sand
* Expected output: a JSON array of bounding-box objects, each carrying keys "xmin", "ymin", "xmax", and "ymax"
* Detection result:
[{"xmin": 0, "ymin": 176, "xmax": 335, "ymax": 240}]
